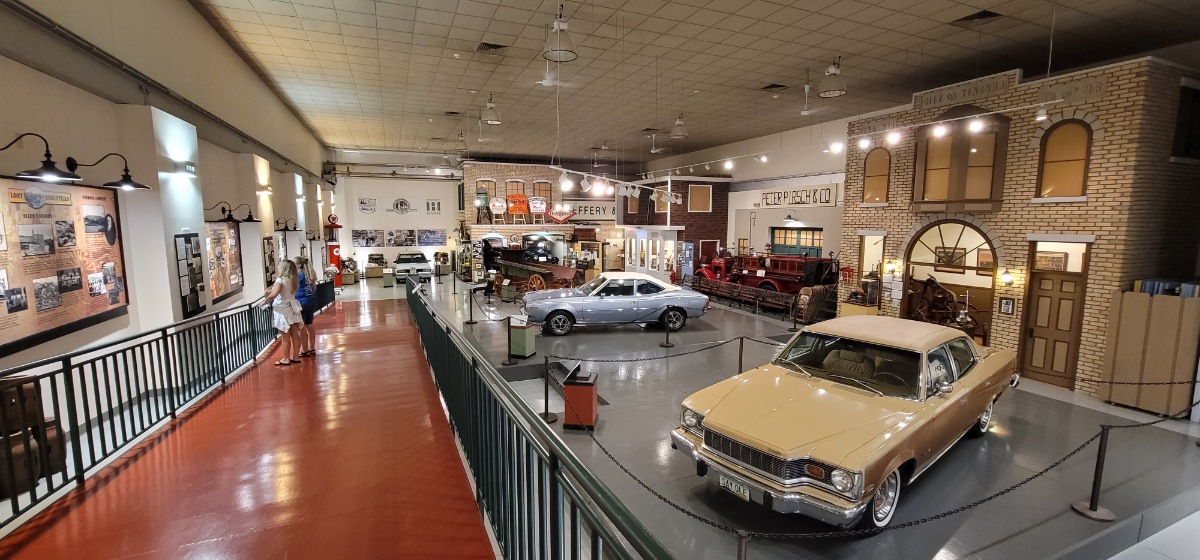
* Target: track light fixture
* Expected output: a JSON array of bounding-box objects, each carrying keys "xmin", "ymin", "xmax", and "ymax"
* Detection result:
[
  {"xmin": 0, "ymin": 133, "xmax": 81, "ymax": 182},
  {"xmin": 858, "ymin": 138, "xmax": 871, "ymax": 150},
  {"xmin": 968, "ymin": 118, "xmax": 985, "ymax": 133},
  {"xmin": 580, "ymin": 177, "xmax": 592, "ymax": 192},
  {"xmin": 1036, "ymin": 107, "xmax": 1049, "ymax": 122},
  {"xmin": 65, "ymin": 152, "xmax": 150, "ymax": 190},
  {"xmin": 886, "ymin": 131, "xmax": 901, "ymax": 145},
  {"xmin": 559, "ymin": 171, "xmax": 574, "ymax": 191},
  {"xmin": 723, "ymin": 160, "xmax": 733, "ymax": 170}
]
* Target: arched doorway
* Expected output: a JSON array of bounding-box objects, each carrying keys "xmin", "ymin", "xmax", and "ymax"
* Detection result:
[{"xmin": 902, "ymin": 220, "xmax": 997, "ymax": 344}]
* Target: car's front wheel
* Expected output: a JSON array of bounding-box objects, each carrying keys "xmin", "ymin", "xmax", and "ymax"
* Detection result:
[
  {"xmin": 864, "ymin": 468, "xmax": 901, "ymax": 529},
  {"xmin": 544, "ymin": 311, "xmax": 574, "ymax": 336},
  {"xmin": 660, "ymin": 308, "xmax": 687, "ymax": 332},
  {"xmin": 967, "ymin": 398, "xmax": 995, "ymax": 438}
]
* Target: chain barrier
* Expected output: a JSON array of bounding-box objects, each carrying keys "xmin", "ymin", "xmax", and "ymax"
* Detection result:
[
  {"xmin": 743, "ymin": 336, "xmax": 786, "ymax": 347},
  {"xmin": 548, "ymin": 338, "xmax": 738, "ymax": 363},
  {"xmin": 1104, "ymin": 395, "xmax": 1200, "ymax": 430},
  {"xmin": 1030, "ymin": 368, "xmax": 1200, "ymax": 385}
]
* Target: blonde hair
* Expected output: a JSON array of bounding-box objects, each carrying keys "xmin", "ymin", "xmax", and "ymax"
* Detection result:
[
  {"xmin": 294, "ymin": 256, "xmax": 317, "ymax": 284},
  {"xmin": 277, "ymin": 259, "xmax": 298, "ymax": 286}
]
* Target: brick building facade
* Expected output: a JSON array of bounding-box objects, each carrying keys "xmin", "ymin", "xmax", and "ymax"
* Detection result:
[
  {"xmin": 620, "ymin": 178, "xmax": 731, "ymax": 253},
  {"xmin": 838, "ymin": 57, "xmax": 1200, "ymax": 396}
]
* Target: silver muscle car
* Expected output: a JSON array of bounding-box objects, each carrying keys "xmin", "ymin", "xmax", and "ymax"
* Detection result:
[{"xmin": 519, "ymin": 272, "xmax": 710, "ymax": 336}]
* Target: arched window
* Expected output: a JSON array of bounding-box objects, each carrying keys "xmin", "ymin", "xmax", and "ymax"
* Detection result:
[
  {"xmin": 863, "ymin": 148, "xmax": 890, "ymax": 203},
  {"xmin": 1037, "ymin": 121, "xmax": 1091, "ymax": 198}
]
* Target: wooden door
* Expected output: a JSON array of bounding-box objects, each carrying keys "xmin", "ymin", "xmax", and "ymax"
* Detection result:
[
  {"xmin": 1023, "ymin": 272, "xmax": 1085, "ymax": 388},
  {"xmin": 698, "ymin": 240, "xmax": 719, "ymax": 268}
]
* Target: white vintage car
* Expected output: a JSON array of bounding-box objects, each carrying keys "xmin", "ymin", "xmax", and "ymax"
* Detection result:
[{"xmin": 519, "ymin": 272, "xmax": 709, "ymax": 336}]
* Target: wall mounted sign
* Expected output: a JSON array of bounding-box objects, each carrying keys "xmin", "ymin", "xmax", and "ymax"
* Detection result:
[
  {"xmin": 913, "ymin": 72, "xmax": 1012, "ymax": 109},
  {"xmin": 567, "ymin": 201, "xmax": 616, "ymax": 221},
  {"xmin": 352, "ymin": 229, "xmax": 385, "ymax": 247},
  {"xmin": 529, "ymin": 196, "xmax": 547, "ymax": 214},
  {"xmin": 506, "ymin": 193, "xmax": 529, "ymax": 214},
  {"xmin": 386, "ymin": 198, "xmax": 412, "ymax": 214},
  {"xmin": 859, "ymin": 118, "xmax": 898, "ymax": 134},
  {"xmin": 204, "ymin": 222, "xmax": 244, "ymax": 305},
  {"xmin": 262, "ymin": 236, "xmax": 276, "ymax": 288},
  {"xmin": 0, "ymin": 179, "xmax": 129, "ymax": 357},
  {"xmin": 174, "ymin": 232, "xmax": 206, "ymax": 319},
  {"xmin": 1037, "ymin": 76, "xmax": 1106, "ymax": 104},
  {"xmin": 384, "ymin": 229, "xmax": 414, "ymax": 247},
  {"xmin": 488, "ymin": 198, "xmax": 507, "ymax": 214},
  {"xmin": 546, "ymin": 208, "xmax": 576, "ymax": 223},
  {"xmin": 425, "ymin": 199, "xmax": 442, "ymax": 215},
  {"xmin": 752, "ymin": 185, "xmax": 837, "ymax": 208},
  {"xmin": 358, "ymin": 197, "xmax": 377, "ymax": 214}
]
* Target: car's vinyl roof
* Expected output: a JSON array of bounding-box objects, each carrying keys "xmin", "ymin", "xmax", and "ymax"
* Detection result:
[{"xmin": 804, "ymin": 316, "xmax": 962, "ymax": 351}]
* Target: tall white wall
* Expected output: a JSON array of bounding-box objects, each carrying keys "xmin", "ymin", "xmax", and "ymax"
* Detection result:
[
  {"xmin": 22, "ymin": 0, "xmax": 325, "ymax": 172},
  {"xmin": 647, "ymin": 120, "xmax": 853, "ymax": 182},
  {"xmin": 341, "ymin": 177, "xmax": 459, "ymax": 265}
]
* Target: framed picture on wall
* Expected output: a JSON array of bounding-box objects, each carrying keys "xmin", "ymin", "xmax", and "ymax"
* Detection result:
[
  {"xmin": 1035, "ymin": 251, "xmax": 1069, "ymax": 271},
  {"xmin": 934, "ymin": 247, "xmax": 966, "ymax": 273},
  {"xmin": 976, "ymin": 248, "xmax": 995, "ymax": 276},
  {"xmin": 998, "ymin": 297, "xmax": 1015, "ymax": 315}
]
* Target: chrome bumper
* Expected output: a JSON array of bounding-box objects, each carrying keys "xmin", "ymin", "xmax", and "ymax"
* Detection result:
[{"xmin": 670, "ymin": 429, "xmax": 867, "ymax": 527}]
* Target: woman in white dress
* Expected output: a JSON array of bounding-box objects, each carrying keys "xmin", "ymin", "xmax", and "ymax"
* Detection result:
[{"xmin": 264, "ymin": 259, "xmax": 303, "ymax": 365}]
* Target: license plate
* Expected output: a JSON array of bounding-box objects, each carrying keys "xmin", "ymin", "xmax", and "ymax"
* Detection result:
[
  {"xmin": 410, "ymin": 268, "xmax": 416, "ymax": 274},
  {"xmin": 719, "ymin": 474, "xmax": 750, "ymax": 502}
]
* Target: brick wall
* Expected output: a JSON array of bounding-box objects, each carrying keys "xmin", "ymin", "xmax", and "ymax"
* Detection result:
[
  {"xmin": 838, "ymin": 58, "xmax": 1200, "ymax": 397},
  {"xmin": 619, "ymin": 181, "xmax": 730, "ymax": 247}
]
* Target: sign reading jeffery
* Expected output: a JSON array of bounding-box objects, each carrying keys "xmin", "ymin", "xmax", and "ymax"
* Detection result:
[
  {"xmin": 1, "ymin": 178, "xmax": 129, "ymax": 357},
  {"xmin": 754, "ymin": 184, "xmax": 837, "ymax": 208}
]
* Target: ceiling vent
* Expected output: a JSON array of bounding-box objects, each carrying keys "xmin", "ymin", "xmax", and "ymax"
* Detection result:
[
  {"xmin": 641, "ymin": 127, "xmax": 660, "ymax": 134},
  {"xmin": 476, "ymin": 42, "xmax": 509, "ymax": 54},
  {"xmin": 951, "ymin": 10, "xmax": 1002, "ymax": 27},
  {"xmin": 760, "ymin": 83, "xmax": 789, "ymax": 92},
  {"xmin": 443, "ymin": 111, "xmax": 462, "ymax": 117},
  {"xmin": 431, "ymin": 136, "xmax": 446, "ymax": 141}
]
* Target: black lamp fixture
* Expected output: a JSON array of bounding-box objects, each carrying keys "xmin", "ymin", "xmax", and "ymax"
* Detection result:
[
  {"xmin": 205, "ymin": 200, "xmax": 242, "ymax": 223},
  {"xmin": 0, "ymin": 133, "xmax": 81, "ymax": 182},
  {"xmin": 274, "ymin": 218, "xmax": 298, "ymax": 231},
  {"xmin": 306, "ymin": 229, "xmax": 322, "ymax": 241},
  {"xmin": 230, "ymin": 203, "xmax": 261, "ymax": 223},
  {"xmin": 65, "ymin": 152, "xmax": 150, "ymax": 190}
]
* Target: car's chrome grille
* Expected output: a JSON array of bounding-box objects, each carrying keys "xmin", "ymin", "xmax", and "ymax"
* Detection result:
[{"xmin": 704, "ymin": 430, "xmax": 833, "ymax": 484}]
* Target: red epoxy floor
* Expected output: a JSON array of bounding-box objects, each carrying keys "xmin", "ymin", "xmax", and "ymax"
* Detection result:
[{"xmin": 0, "ymin": 300, "xmax": 494, "ymax": 559}]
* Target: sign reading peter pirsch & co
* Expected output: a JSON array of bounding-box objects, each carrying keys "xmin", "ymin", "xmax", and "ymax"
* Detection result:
[{"xmin": 754, "ymin": 184, "xmax": 836, "ymax": 208}]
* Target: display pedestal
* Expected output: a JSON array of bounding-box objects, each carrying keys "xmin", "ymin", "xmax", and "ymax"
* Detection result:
[
  {"xmin": 840, "ymin": 302, "xmax": 879, "ymax": 317},
  {"xmin": 500, "ymin": 284, "xmax": 518, "ymax": 303},
  {"xmin": 382, "ymin": 269, "xmax": 394, "ymax": 287},
  {"xmin": 341, "ymin": 270, "xmax": 357, "ymax": 284},
  {"xmin": 509, "ymin": 318, "xmax": 537, "ymax": 359}
]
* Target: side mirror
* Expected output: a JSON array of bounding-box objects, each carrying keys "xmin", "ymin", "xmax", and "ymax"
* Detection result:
[{"xmin": 936, "ymin": 382, "xmax": 953, "ymax": 396}]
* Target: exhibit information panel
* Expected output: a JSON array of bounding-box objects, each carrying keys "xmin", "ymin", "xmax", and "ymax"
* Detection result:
[
  {"xmin": 204, "ymin": 222, "xmax": 243, "ymax": 305},
  {"xmin": 0, "ymin": 178, "xmax": 128, "ymax": 356}
]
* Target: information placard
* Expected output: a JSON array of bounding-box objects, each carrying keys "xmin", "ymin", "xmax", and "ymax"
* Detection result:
[
  {"xmin": 1, "ymin": 178, "xmax": 128, "ymax": 356},
  {"xmin": 204, "ymin": 222, "xmax": 244, "ymax": 305}
]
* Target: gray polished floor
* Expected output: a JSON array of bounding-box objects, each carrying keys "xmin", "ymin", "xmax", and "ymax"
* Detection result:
[{"xmin": 400, "ymin": 278, "xmax": 1200, "ymax": 559}]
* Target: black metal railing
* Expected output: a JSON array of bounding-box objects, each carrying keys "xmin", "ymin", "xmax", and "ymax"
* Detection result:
[
  {"xmin": 405, "ymin": 280, "xmax": 671, "ymax": 560},
  {"xmin": 0, "ymin": 282, "xmax": 338, "ymax": 530}
]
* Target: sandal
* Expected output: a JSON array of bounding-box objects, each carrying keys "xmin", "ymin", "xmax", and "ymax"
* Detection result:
[
  {"xmin": 299, "ymin": 350, "xmax": 316, "ymax": 357},
  {"xmin": 273, "ymin": 359, "xmax": 295, "ymax": 366}
]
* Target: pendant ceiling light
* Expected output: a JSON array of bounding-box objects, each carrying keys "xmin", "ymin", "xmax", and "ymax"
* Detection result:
[
  {"xmin": 543, "ymin": 4, "xmax": 578, "ymax": 63},
  {"xmin": 481, "ymin": 94, "xmax": 502, "ymax": 125},
  {"xmin": 456, "ymin": 131, "xmax": 469, "ymax": 152},
  {"xmin": 818, "ymin": 56, "xmax": 847, "ymax": 98},
  {"xmin": 669, "ymin": 113, "xmax": 688, "ymax": 139}
]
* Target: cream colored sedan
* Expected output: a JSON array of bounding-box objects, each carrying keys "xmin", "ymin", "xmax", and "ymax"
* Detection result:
[{"xmin": 671, "ymin": 316, "xmax": 1018, "ymax": 529}]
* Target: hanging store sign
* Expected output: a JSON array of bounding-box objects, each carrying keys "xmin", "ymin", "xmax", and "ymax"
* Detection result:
[
  {"xmin": 752, "ymin": 184, "xmax": 837, "ymax": 208},
  {"xmin": 529, "ymin": 196, "xmax": 547, "ymax": 214}
]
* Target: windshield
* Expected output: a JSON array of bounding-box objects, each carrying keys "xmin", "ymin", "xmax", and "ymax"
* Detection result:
[
  {"xmin": 579, "ymin": 275, "xmax": 607, "ymax": 294},
  {"xmin": 395, "ymin": 254, "xmax": 428, "ymax": 264},
  {"xmin": 774, "ymin": 332, "xmax": 922, "ymax": 399}
]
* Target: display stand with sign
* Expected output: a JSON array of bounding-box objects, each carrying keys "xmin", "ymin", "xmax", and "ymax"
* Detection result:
[{"xmin": 488, "ymin": 198, "xmax": 507, "ymax": 225}]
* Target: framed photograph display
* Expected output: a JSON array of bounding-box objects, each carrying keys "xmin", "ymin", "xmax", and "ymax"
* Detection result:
[
  {"xmin": 976, "ymin": 248, "xmax": 995, "ymax": 276},
  {"xmin": 262, "ymin": 236, "xmax": 276, "ymax": 288},
  {"xmin": 174, "ymin": 233, "xmax": 206, "ymax": 319},
  {"xmin": 204, "ymin": 222, "xmax": 244, "ymax": 305},
  {"xmin": 1, "ymin": 178, "xmax": 129, "ymax": 357},
  {"xmin": 1034, "ymin": 251, "xmax": 1069, "ymax": 271},
  {"xmin": 934, "ymin": 246, "xmax": 967, "ymax": 273}
]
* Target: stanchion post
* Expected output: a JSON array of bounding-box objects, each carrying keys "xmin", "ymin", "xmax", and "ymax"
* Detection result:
[
  {"xmin": 540, "ymin": 356, "xmax": 558, "ymax": 424},
  {"xmin": 738, "ymin": 336, "xmax": 744, "ymax": 373},
  {"xmin": 501, "ymin": 316, "xmax": 518, "ymax": 366},
  {"xmin": 660, "ymin": 325, "xmax": 675, "ymax": 348},
  {"xmin": 1071, "ymin": 427, "xmax": 1116, "ymax": 521},
  {"xmin": 464, "ymin": 293, "xmax": 478, "ymax": 325},
  {"xmin": 736, "ymin": 530, "xmax": 749, "ymax": 560},
  {"xmin": 788, "ymin": 311, "xmax": 800, "ymax": 333},
  {"xmin": 436, "ymin": 269, "xmax": 443, "ymax": 284},
  {"xmin": 452, "ymin": 273, "xmax": 458, "ymax": 294}
]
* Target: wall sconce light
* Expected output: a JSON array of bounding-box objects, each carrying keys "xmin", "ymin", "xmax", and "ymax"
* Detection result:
[
  {"xmin": 0, "ymin": 133, "xmax": 81, "ymax": 182},
  {"xmin": 174, "ymin": 160, "xmax": 197, "ymax": 177},
  {"xmin": 1000, "ymin": 268, "xmax": 1014, "ymax": 286},
  {"xmin": 306, "ymin": 229, "xmax": 322, "ymax": 241},
  {"xmin": 65, "ymin": 152, "xmax": 150, "ymax": 190},
  {"xmin": 274, "ymin": 218, "xmax": 298, "ymax": 231},
  {"xmin": 231, "ymin": 203, "xmax": 261, "ymax": 223},
  {"xmin": 205, "ymin": 201, "xmax": 242, "ymax": 223},
  {"xmin": 884, "ymin": 260, "xmax": 897, "ymax": 274},
  {"xmin": 257, "ymin": 185, "xmax": 272, "ymax": 196}
]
